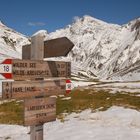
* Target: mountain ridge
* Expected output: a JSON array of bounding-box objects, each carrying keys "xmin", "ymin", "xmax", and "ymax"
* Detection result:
[
  {"xmin": 0, "ymin": 15, "xmax": 140, "ymax": 81},
  {"xmin": 47, "ymin": 15, "xmax": 140, "ymax": 81},
  {"xmin": 0, "ymin": 20, "xmax": 30, "ymax": 62}
]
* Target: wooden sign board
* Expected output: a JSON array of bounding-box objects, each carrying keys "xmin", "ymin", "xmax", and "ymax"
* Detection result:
[
  {"xmin": 1, "ymin": 59, "xmax": 71, "ymax": 80},
  {"xmin": 24, "ymin": 97, "xmax": 56, "ymax": 126},
  {"xmin": 22, "ymin": 37, "xmax": 74, "ymax": 59},
  {"xmin": 2, "ymin": 79, "xmax": 66, "ymax": 99}
]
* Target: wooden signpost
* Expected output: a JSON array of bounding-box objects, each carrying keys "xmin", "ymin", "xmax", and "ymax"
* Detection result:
[{"xmin": 1, "ymin": 34, "xmax": 73, "ymax": 140}]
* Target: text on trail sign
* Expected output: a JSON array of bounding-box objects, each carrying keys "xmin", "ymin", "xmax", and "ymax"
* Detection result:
[
  {"xmin": 0, "ymin": 59, "xmax": 71, "ymax": 80},
  {"xmin": 24, "ymin": 97, "xmax": 56, "ymax": 126},
  {"xmin": 2, "ymin": 79, "xmax": 66, "ymax": 99}
]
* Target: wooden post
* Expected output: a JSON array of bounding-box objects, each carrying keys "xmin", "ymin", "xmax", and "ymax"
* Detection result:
[
  {"xmin": 25, "ymin": 34, "xmax": 44, "ymax": 140},
  {"xmin": 30, "ymin": 124, "xmax": 43, "ymax": 140},
  {"xmin": 31, "ymin": 34, "xmax": 44, "ymax": 61}
]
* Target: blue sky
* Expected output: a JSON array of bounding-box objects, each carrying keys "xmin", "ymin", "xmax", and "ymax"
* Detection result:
[{"xmin": 0, "ymin": 0, "xmax": 140, "ymax": 36}]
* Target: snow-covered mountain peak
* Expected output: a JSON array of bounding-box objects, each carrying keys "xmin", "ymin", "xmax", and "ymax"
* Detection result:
[
  {"xmin": 0, "ymin": 21, "xmax": 6, "ymax": 27},
  {"xmin": 47, "ymin": 15, "xmax": 140, "ymax": 81},
  {"xmin": 130, "ymin": 18, "xmax": 140, "ymax": 31},
  {"xmin": 0, "ymin": 22, "xmax": 30, "ymax": 61},
  {"xmin": 123, "ymin": 18, "xmax": 140, "ymax": 31},
  {"xmin": 0, "ymin": 21, "xmax": 2, "ymax": 24},
  {"xmin": 72, "ymin": 15, "xmax": 121, "ymax": 30},
  {"xmin": 72, "ymin": 15, "xmax": 108, "ymax": 31},
  {"xmin": 81, "ymin": 15, "xmax": 108, "ymax": 25}
]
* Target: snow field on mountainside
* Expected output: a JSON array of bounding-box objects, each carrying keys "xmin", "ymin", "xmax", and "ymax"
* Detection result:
[{"xmin": 48, "ymin": 16, "xmax": 140, "ymax": 81}]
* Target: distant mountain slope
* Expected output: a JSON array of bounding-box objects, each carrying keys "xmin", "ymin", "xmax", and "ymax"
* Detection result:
[
  {"xmin": 0, "ymin": 16, "xmax": 140, "ymax": 81},
  {"xmin": 47, "ymin": 16, "xmax": 140, "ymax": 81},
  {"xmin": 0, "ymin": 21, "xmax": 30, "ymax": 61}
]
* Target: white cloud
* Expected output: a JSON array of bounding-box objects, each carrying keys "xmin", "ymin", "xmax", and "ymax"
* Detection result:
[
  {"xmin": 28, "ymin": 22, "xmax": 46, "ymax": 26},
  {"xmin": 73, "ymin": 16, "xmax": 80, "ymax": 22}
]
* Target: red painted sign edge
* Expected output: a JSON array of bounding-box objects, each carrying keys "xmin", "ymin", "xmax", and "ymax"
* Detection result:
[
  {"xmin": 2, "ymin": 59, "xmax": 12, "ymax": 64},
  {"xmin": 1, "ymin": 59, "xmax": 12, "ymax": 79}
]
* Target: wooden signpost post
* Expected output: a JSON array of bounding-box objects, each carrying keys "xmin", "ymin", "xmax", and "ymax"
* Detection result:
[
  {"xmin": 1, "ymin": 34, "xmax": 73, "ymax": 140},
  {"xmin": 29, "ymin": 34, "xmax": 44, "ymax": 140}
]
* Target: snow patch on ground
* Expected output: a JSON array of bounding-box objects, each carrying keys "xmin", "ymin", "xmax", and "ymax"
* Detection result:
[
  {"xmin": 92, "ymin": 82, "xmax": 140, "ymax": 93},
  {"xmin": 71, "ymin": 80, "xmax": 96, "ymax": 88},
  {"xmin": 0, "ymin": 106, "xmax": 140, "ymax": 140}
]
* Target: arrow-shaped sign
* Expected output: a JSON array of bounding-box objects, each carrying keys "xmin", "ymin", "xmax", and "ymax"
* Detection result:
[
  {"xmin": 0, "ymin": 59, "xmax": 71, "ymax": 80},
  {"xmin": 22, "ymin": 37, "xmax": 74, "ymax": 59}
]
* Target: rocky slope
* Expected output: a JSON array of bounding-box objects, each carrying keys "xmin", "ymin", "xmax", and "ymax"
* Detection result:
[
  {"xmin": 47, "ymin": 16, "xmax": 140, "ymax": 81},
  {"xmin": 0, "ymin": 21, "xmax": 30, "ymax": 61}
]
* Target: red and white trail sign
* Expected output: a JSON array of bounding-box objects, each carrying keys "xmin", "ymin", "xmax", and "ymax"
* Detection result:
[
  {"xmin": 66, "ymin": 79, "xmax": 72, "ymax": 94},
  {"xmin": 0, "ymin": 58, "xmax": 71, "ymax": 80},
  {"xmin": 0, "ymin": 59, "xmax": 12, "ymax": 79}
]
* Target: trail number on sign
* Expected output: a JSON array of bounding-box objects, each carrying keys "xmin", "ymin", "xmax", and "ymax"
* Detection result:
[
  {"xmin": 0, "ymin": 64, "xmax": 12, "ymax": 73},
  {"xmin": 4, "ymin": 65, "xmax": 10, "ymax": 72}
]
